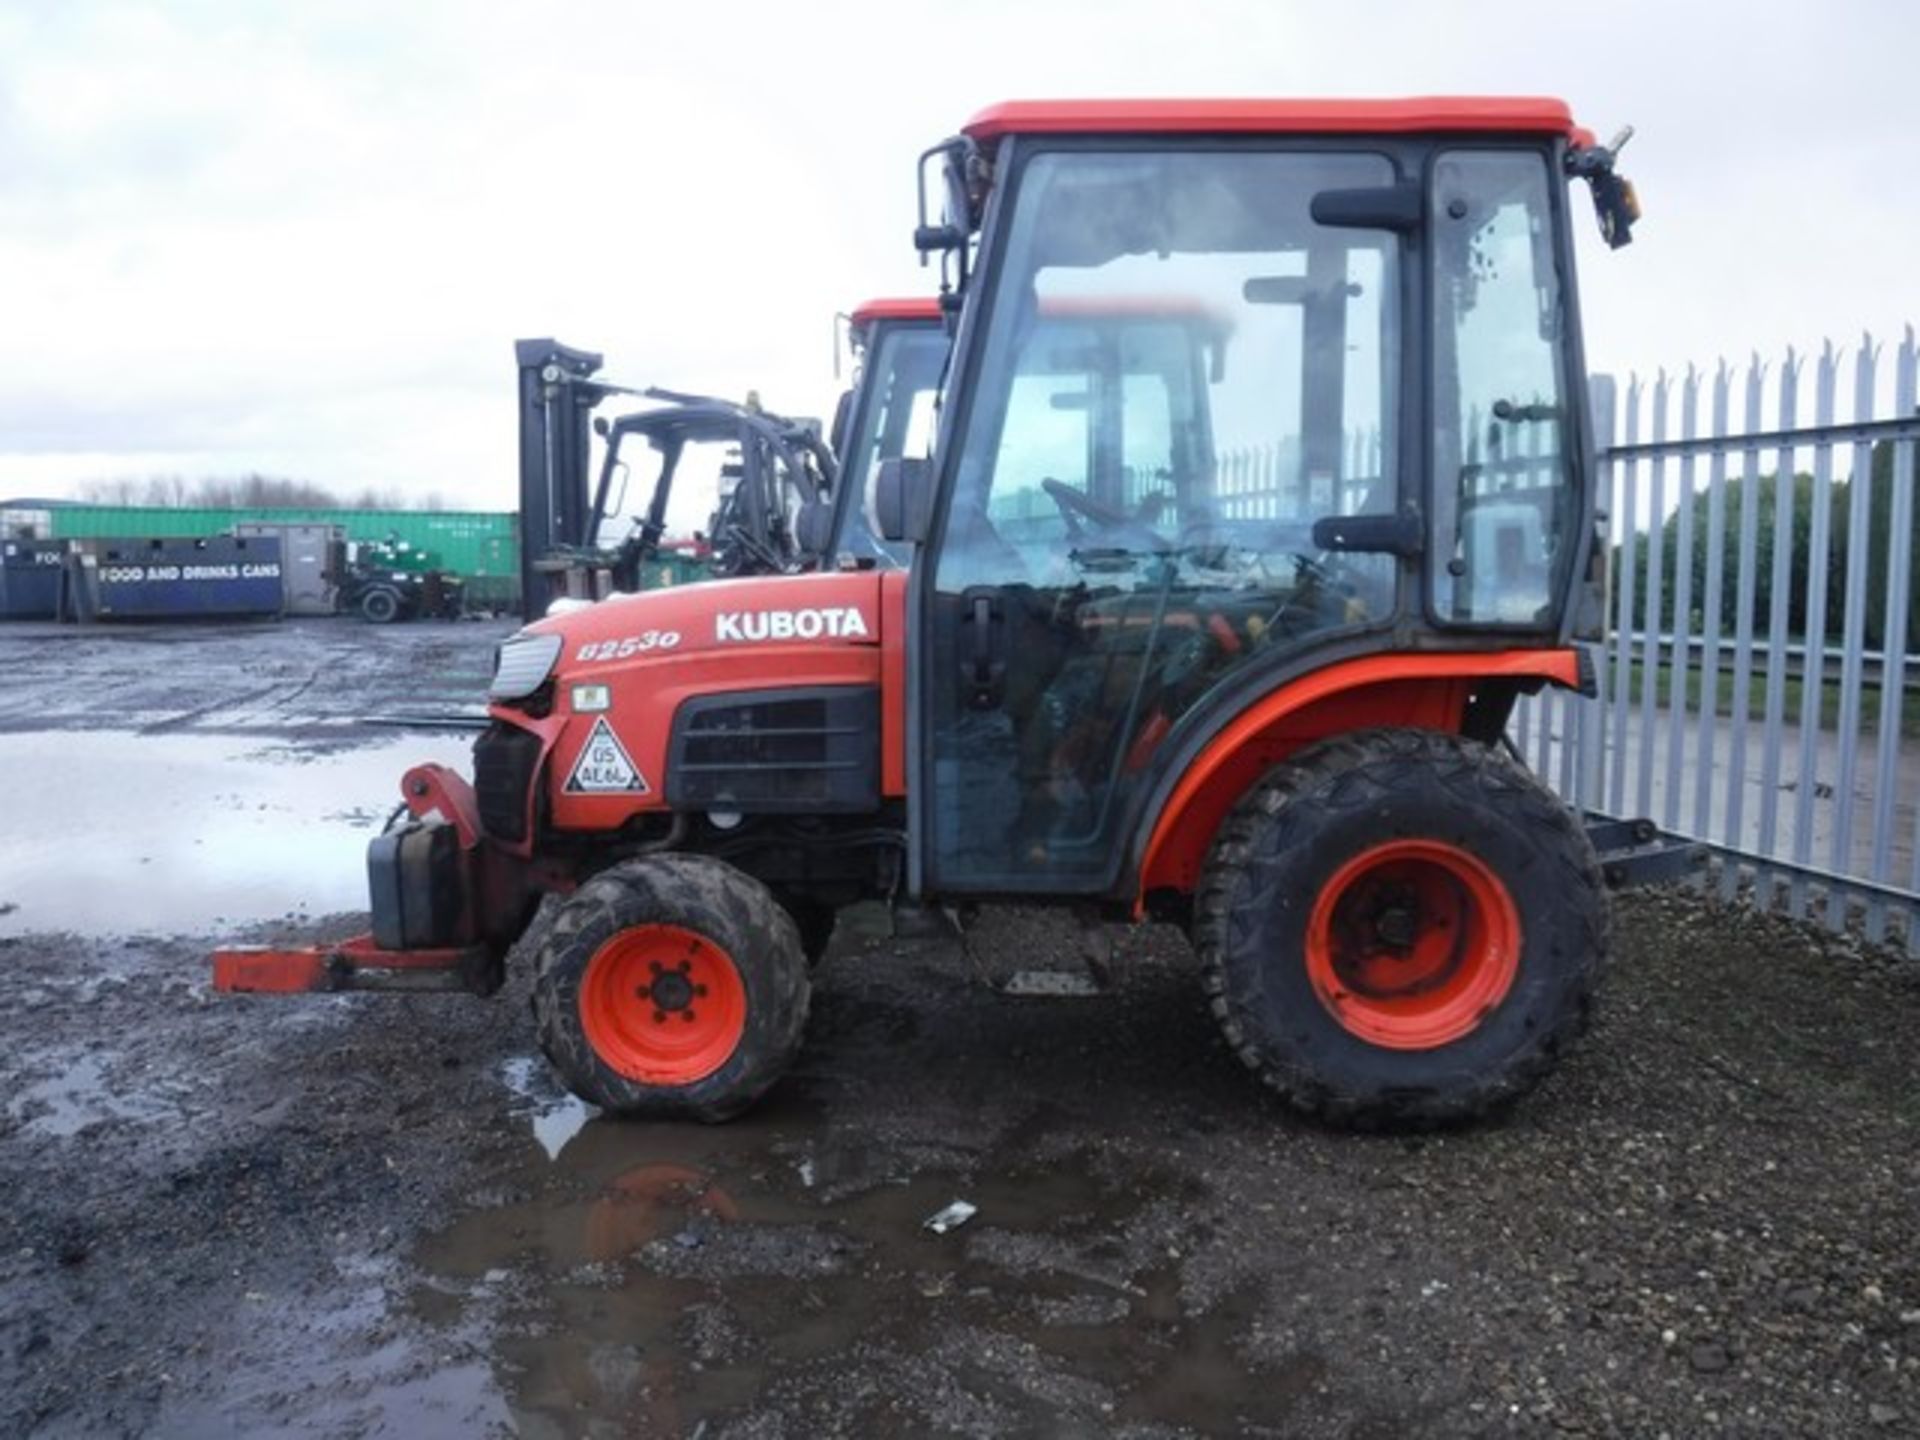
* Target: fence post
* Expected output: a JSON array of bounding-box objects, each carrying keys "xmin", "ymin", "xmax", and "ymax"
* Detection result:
[
  {"xmin": 1866, "ymin": 332, "xmax": 1916, "ymax": 940},
  {"xmin": 1581, "ymin": 374, "xmax": 1617, "ymax": 814},
  {"xmin": 1789, "ymin": 342, "xmax": 1839, "ymax": 919},
  {"xmin": 1663, "ymin": 367, "xmax": 1700, "ymax": 833},
  {"xmin": 1722, "ymin": 356, "xmax": 1768, "ymax": 901}
]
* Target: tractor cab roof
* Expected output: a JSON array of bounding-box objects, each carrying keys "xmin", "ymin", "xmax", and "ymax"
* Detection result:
[
  {"xmin": 962, "ymin": 96, "xmax": 1586, "ymax": 145},
  {"xmin": 849, "ymin": 296, "xmax": 943, "ymax": 330}
]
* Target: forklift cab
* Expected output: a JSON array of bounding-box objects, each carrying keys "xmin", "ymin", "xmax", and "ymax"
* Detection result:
[
  {"xmin": 890, "ymin": 99, "xmax": 1637, "ymax": 892},
  {"xmin": 592, "ymin": 398, "xmax": 836, "ymax": 585}
]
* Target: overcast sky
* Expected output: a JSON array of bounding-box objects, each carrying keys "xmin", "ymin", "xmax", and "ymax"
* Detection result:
[{"xmin": 2, "ymin": 0, "xmax": 1914, "ymax": 510}]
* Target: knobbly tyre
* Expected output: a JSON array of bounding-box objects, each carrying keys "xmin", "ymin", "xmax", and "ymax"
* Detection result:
[{"xmin": 216, "ymin": 97, "xmax": 1695, "ymax": 1128}]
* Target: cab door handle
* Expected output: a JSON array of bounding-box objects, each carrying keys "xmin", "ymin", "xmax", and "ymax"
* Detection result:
[{"xmin": 960, "ymin": 589, "xmax": 1005, "ymax": 710}]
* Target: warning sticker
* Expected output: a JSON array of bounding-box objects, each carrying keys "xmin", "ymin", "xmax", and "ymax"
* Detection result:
[{"xmin": 564, "ymin": 716, "xmax": 649, "ymax": 794}]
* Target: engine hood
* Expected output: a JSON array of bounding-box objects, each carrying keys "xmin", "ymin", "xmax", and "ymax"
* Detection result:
[{"xmin": 528, "ymin": 570, "xmax": 884, "ymax": 671}]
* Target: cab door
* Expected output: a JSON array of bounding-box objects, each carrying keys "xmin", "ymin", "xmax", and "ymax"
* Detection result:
[{"xmin": 917, "ymin": 145, "xmax": 1406, "ymax": 893}]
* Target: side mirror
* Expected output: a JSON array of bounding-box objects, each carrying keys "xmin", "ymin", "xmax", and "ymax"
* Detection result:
[
  {"xmin": 874, "ymin": 457, "xmax": 933, "ymax": 544},
  {"xmin": 795, "ymin": 499, "xmax": 834, "ymax": 557},
  {"xmin": 1566, "ymin": 127, "xmax": 1641, "ymax": 250}
]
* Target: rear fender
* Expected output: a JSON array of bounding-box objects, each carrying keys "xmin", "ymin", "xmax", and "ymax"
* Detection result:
[{"xmin": 1132, "ymin": 650, "xmax": 1581, "ymax": 905}]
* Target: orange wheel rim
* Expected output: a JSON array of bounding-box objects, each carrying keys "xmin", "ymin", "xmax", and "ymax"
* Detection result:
[
  {"xmin": 1304, "ymin": 840, "xmax": 1522, "ymax": 1051},
  {"xmin": 579, "ymin": 925, "xmax": 747, "ymax": 1084}
]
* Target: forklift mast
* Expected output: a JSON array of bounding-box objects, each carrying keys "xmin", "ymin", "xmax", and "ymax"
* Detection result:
[{"xmin": 514, "ymin": 338, "xmax": 611, "ymax": 620}]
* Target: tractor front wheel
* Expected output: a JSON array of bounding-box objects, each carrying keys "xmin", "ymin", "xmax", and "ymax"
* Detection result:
[
  {"xmin": 532, "ymin": 854, "xmax": 810, "ymax": 1122},
  {"xmin": 1195, "ymin": 728, "xmax": 1606, "ymax": 1128}
]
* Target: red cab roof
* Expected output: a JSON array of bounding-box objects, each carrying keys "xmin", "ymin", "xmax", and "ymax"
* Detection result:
[
  {"xmin": 963, "ymin": 97, "xmax": 1577, "ymax": 144},
  {"xmin": 849, "ymin": 296, "xmax": 943, "ymax": 328}
]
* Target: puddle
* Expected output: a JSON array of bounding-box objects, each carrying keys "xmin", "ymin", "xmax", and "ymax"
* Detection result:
[
  {"xmin": 9, "ymin": 1051, "xmax": 177, "ymax": 1137},
  {"xmin": 499, "ymin": 1054, "xmax": 597, "ymax": 1161},
  {"xmin": 405, "ymin": 1097, "xmax": 1283, "ymax": 1435},
  {"xmin": 0, "ymin": 730, "xmax": 475, "ymax": 937}
]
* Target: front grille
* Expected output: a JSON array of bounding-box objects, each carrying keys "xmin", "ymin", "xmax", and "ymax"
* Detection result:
[
  {"xmin": 473, "ymin": 721, "xmax": 543, "ymax": 842},
  {"xmin": 667, "ymin": 687, "xmax": 879, "ymax": 813}
]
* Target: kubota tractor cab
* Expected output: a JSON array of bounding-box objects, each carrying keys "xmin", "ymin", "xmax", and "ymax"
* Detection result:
[
  {"xmin": 217, "ymin": 97, "xmax": 1679, "ymax": 1129},
  {"xmin": 828, "ymin": 293, "xmax": 1238, "ymax": 575},
  {"xmin": 827, "ymin": 298, "xmax": 949, "ymax": 570}
]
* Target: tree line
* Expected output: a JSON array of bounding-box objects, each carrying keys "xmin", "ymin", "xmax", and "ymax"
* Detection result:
[
  {"xmin": 1613, "ymin": 441, "xmax": 1918, "ymax": 651},
  {"xmin": 74, "ymin": 473, "xmax": 450, "ymax": 511}
]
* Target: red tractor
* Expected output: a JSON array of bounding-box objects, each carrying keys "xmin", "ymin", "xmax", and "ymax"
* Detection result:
[{"xmin": 218, "ymin": 97, "xmax": 1679, "ymax": 1128}]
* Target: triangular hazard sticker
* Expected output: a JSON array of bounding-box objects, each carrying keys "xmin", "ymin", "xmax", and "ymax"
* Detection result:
[{"xmin": 564, "ymin": 715, "xmax": 649, "ymax": 794}]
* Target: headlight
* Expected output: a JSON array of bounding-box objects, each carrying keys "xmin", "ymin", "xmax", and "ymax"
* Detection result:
[{"xmin": 490, "ymin": 632, "xmax": 563, "ymax": 700}]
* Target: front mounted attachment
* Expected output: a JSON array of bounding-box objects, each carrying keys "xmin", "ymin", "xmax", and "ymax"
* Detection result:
[
  {"xmin": 213, "ymin": 934, "xmax": 495, "ymax": 994},
  {"xmin": 211, "ymin": 763, "xmax": 534, "ymax": 999}
]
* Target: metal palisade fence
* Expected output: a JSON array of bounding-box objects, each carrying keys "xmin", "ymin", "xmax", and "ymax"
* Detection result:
[{"xmin": 1513, "ymin": 327, "xmax": 1920, "ymax": 947}]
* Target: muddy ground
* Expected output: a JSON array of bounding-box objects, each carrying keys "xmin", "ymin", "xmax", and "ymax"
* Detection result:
[{"xmin": 1, "ymin": 620, "xmax": 1916, "ymax": 1438}]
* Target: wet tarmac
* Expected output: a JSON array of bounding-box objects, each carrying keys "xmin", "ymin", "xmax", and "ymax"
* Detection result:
[
  {"xmin": 0, "ymin": 730, "xmax": 477, "ymax": 937},
  {"xmin": 416, "ymin": 1055, "xmax": 1302, "ymax": 1438},
  {"xmin": 1, "ymin": 621, "xmax": 1917, "ymax": 1437}
]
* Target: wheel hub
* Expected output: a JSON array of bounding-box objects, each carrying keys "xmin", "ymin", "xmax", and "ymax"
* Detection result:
[
  {"xmin": 643, "ymin": 963, "xmax": 700, "ymax": 1016},
  {"xmin": 580, "ymin": 925, "xmax": 747, "ymax": 1084},
  {"xmin": 1371, "ymin": 898, "xmax": 1420, "ymax": 951},
  {"xmin": 1305, "ymin": 840, "xmax": 1522, "ymax": 1051}
]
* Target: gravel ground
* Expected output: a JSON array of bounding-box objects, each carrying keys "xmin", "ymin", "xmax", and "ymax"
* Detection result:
[{"xmin": 0, "ymin": 621, "xmax": 1916, "ymax": 1437}]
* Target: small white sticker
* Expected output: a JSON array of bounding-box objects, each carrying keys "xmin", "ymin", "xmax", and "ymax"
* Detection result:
[{"xmin": 564, "ymin": 716, "xmax": 649, "ymax": 794}]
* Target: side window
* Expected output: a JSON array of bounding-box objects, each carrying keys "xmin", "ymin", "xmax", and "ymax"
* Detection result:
[
  {"xmin": 986, "ymin": 361, "xmax": 1091, "ymax": 552},
  {"xmin": 1431, "ymin": 151, "xmax": 1570, "ymax": 625},
  {"xmin": 1121, "ymin": 370, "xmax": 1174, "ymax": 517},
  {"xmin": 840, "ymin": 326, "xmax": 948, "ymax": 567},
  {"xmin": 902, "ymin": 389, "xmax": 938, "ymax": 459}
]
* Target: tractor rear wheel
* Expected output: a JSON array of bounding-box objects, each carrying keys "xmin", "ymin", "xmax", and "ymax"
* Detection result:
[
  {"xmin": 1194, "ymin": 728, "xmax": 1606, "ymax": 1128},
  {"xmin": 532, "ymin": 854, "xmax": 810, "ymax": 1122}
]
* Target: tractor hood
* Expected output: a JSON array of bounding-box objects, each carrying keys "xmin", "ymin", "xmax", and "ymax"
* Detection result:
[
  {"xmin": 527, "ymin": 571, "xmax": 884, "ymax": 674},
  {"xmin": 492, "ymin": 570, "xmax": 893, "ymax": 829}
]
